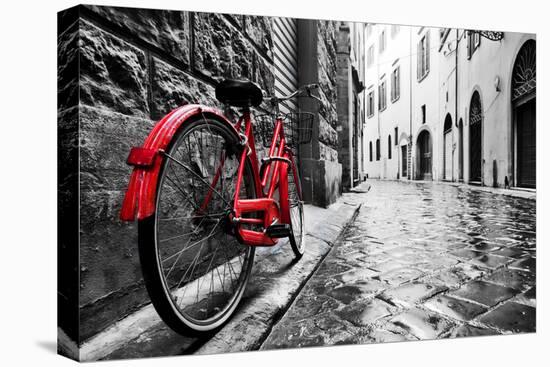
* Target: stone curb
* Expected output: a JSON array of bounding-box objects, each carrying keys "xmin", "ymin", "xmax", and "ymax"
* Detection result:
[
  {"xmin": 70, "ymin": 194, "xmax": 362, "ymax": 361},
  {"xmin": 196, "ymin": 199, "xmax": 361, "ymax": 355}
]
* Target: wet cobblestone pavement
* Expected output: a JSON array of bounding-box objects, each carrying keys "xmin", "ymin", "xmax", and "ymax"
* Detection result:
[{"xmin": 262, "ymin": 180, "xmax": 536, "ymax": 349}]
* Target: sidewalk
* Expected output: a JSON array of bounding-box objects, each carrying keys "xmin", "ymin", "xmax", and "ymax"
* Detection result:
[{"xmin": 76, "ymin": 191, "xmax": 363, "ymax": 361}]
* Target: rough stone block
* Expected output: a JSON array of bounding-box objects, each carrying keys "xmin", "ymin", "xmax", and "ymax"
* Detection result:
[
  {"xmin": 151, "ymin": 57, "xmax": 218, "ymax": 118},
  {"xmin": 79, "ymin": 20, "xmax": 149, "ymax": 118},
  {"xmin": 318, "ymin": 115, "xmax": 338, "ymax": 148},
  {"xmin": 509, "ymin": 256, "xmax": 536, "ymax": 273},
  {"xmin": 380, "ymin": 281, "xmax": 447, "ymax": 307},
  {"xmin": 335, "ymin": 298, "xmax": 395, "ymax": 326},
  {"xmin": 484, "ymin": 268, "xmax": 535, "ymax": 291},
  {"xmin": 424, "ymin": 294, "xmax": 487, "ymax": 321},
  {"xmin": 479, "ymin": 302, "xmax": 535, "ymax": 333},
  {"xmin": 58, "ymin": 106, "xmax": 80, "ymax": 344},
  {"xmin": 449, "ymin": 280, "xmax": 518, "ymax": 307},
  {"xmin": 469, "ymin": 254, "xmax": 512, "ymax": 270},
  {"xmin": 491, "ymin": 246, "xmax": 528, "ymax": 258},
  {"xmin": 85, "ymin": 5, "xmax": 190, "ymax": 65},
  {"xmin": 189, "ymin": 13, "xmax": 276, "ymax": 95},
  {"xmin": 300, "ymin": 158, "xmax": 342, "ymax": 207},
  {"xmin": 378, "ymin": 267, "xmax": 424, "ymax": 286},
  {"xmin": 450, "ymin": 248, "xmax": 483, "ymax": 260},
  {"xmin": 58, "ymin": 20, "xmax": 79, "ymax": 111},
  {"xmin": 79, "ymin": 107, "xmax": 153, "ymax": 191},
  {"xmin": 445, "ymin": 324, "xmax": 499, "ymax": 338},
  {"xmin": 515, "ymin": 286, "xmax": 536, "ymax": 307},
  {"xmin": 366, "ymin": 328, "xmax": 416, "ymax": 343},
  {"xmin": 390, "ymin": 307, "xmax": 454, "ymax": 339},
  {"xmin": 194, "ymin": 13, "xmax": 255, "ymax": 84},
  {"xmin": 319, "ymin": 141, "xmax": 339, "ymax": 162},
  {"xmin": 244, "ymin": 15, "xmax": 273, "ymax": 58}
]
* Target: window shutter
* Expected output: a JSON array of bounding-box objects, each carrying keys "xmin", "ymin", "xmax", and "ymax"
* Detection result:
[
  {"xmin": 426, "ymin": 30, "xmax": 430, "ymax": 74},
  {"xmin": 417, "ymin": 41, "xmax": 421, "ymax": 80},
  {"xmin": 467, "ymin": 31, "xmax": 472, "ymax": 59},
  {"xmin": 273, "ymin": 17, "xmax": 299, "ymax": 114},
  {"xmin": 396, "ymin": 67, "xmax": 400, "ymax": 98}
]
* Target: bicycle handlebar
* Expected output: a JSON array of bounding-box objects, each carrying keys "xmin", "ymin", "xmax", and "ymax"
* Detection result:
[{"xmin": 267, "ymin": 84, "xmax": 322, "ymax": 105}]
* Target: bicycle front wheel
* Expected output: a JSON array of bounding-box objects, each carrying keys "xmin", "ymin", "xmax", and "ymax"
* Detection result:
[
  {"xmin": 138, "ymin": 116, "xmax": 257, "ymax": 336},
  {"xmin": 287, "ymin": 162, "xmax": 305, "ymax": 258}
]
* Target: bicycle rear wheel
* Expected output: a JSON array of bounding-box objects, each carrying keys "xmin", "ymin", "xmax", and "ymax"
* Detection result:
[{"xmin": 138, "ymin": 116, "xmax": 256, "ymax": 335}]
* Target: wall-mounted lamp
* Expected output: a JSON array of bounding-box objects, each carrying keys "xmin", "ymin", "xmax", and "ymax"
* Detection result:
[{"xmin": 494, "ymin": 76, "xmax": 501, "ymax": 92}]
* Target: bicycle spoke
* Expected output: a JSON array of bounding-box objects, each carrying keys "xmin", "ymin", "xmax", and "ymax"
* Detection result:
[
  {"xmin": 152, "ymin": 121, "xmax": 255, "ymax": 325},
  {"xmin": 158, "ymin": 212, "xmax": 226, "ymax": 222},
  {"xmin": 162, "ymin": 151, "xmax": 233, "ymax": 209}
]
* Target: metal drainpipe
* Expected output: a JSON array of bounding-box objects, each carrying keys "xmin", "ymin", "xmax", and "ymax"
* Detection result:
[
  {"xmin": 455, "ymin": 28, "xmax": 459, "ymax": 182},
  {"xmin": 409, "ymin": 26, "xmax": 413, "ymax": 180}
]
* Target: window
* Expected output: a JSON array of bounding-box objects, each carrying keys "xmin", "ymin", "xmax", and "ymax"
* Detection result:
[
  {"xmin": 369, "ymin": 141, "xmax": 373, "ymax": 161},
  {"xmin": 401, "ymin": 145, "xmax": 408, "ymax": 177},
  {"xmin": 417, "ymin": 30, "xmax": 430, "ymax": 81},
  {"xmin": 367, "ymin": 45, "xmax": 374, "ymax": 68},
  {"xmin": 467, "ymin": 30, "xmax": 481, "ymax": 59},
  {"xmin": 367, "ymin": 90, "xmax": 375, "ymax": 118},
  {"xmin": 388, "ymin": 135, "xmax": 392, "ymax": 159},
  {"xmin": 378, "ymin": 80, "xmax": 387, "ymax": 112},
  {"xmin": 421, "ymin": 105, "xmax": 426, "ymax": 124},
  {"xmin": 376, "ymin": 139, "xmax": 380, "ymax": 161},
  {"xmin": 391, "ymin": 25, "xmax": 400, "ymax": 38},
  {"xmin": 379, "ymin": 30, "xmax": 386, "ymax": 53},
  {"xmin": 391, "ymin": 66, "xmax": 400, "ymax": 102},
  {"xmin": 394, "ymin": 127, "xmax": 398, "ymax": 145}
]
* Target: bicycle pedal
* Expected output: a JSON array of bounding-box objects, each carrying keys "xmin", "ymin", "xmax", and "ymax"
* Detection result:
[{"xmin": 265, "ymin": 224, "xmax": 291, "ymax": 238}]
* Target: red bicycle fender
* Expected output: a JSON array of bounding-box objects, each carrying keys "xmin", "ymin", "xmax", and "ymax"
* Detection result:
[
  {"xmin": 278, "ymin": 157, "xmax": 290, "ymax": 224},
  {"xmin": 119, "ymin": 104, "xmax": 239, "ymax": 221}
]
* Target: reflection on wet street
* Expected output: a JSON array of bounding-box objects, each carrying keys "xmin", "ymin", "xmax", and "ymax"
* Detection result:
[{"xmin": 262, "ymin": 180, "xmax": 536, "ymax": 348}]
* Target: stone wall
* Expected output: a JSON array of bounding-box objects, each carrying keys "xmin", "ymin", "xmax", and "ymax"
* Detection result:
[
  {"xmin": 336, "ymin": 23, "xmax": 352, "ymax": 190},
  {"xmin": 57, "ymin": 5, "xmax": 276, "ymax": 343},
  {"xmin": 298, "ymin": 19, "xmax": 342, "ymax": 207},
  {"xmin": 58, "ymin": 5, "xmax": 345, "ymax": 343},
  {"xmin": 316, "ymin": 20, "xmax": 339, "ymax": 163}
]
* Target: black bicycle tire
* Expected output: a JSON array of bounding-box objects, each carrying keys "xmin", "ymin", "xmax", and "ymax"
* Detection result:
[
  {"xmin": 137, "ymin": 117, "xmax": 257, "ymax": 336},
  {"xmin": 287, "ymin": 160, "xmax": 305, "ymax": 259}
]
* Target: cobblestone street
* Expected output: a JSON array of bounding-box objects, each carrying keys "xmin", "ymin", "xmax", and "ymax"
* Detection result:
[{"xmin": 262, "ymin": 180, "xmax": 536, "ymax": 349}]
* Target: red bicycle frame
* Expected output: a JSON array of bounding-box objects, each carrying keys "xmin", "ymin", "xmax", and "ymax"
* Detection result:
[{"xmin": 199, "ymin": 109, "xmax": 301, "ymax": 247}]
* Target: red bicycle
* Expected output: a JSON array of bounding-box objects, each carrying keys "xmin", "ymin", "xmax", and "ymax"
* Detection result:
[{"xmin": 120, "ymin": 79, "xmax": 321, "ymax": 335}]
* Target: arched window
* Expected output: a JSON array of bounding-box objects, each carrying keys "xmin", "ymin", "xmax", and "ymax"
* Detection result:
[
  {"xmin": 512, "ymin": 40, "xmax": 536, "ymax": 188},
  {"xmin": 444, "ymin": 114, "xmax": 453, "ymax": 133},
  {"xmin": 376, "ymin": 139, "xmax": 381, "ymax": 161},
  {"xmin": 443, "ymin": 114, "xmax": 453, "ymax": 180},
  {"xmin": 512, "ymin": 40, "xmax": 536, "ymax": 102},
  {"xmin": 388, "ymin": 135, "xmax": 392, "ymax": 159}
]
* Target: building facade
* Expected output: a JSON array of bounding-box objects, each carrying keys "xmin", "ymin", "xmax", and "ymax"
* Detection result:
[
  {"xmin": 364, "ymin": 24, "xmax": 536, "ymax": 189},
  {"xmin": 337, "ymin": 22, "xmax": 366, "ymax": 190}
]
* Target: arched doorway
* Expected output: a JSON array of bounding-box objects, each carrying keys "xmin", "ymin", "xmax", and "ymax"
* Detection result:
[
  {"xmin": 443, "ymin": 114, "xmax": 453, "ymax": 180},
  {"xmin": 416, "ymin": 130, "xmax": 432, "ymax": 180},
  {"xmin": 469, "ymin": 91, "xmax": 483, "ymax": 184},
  {"xmin": 512, "ymin": 40, "xmax": 536, "ymax": 188},
  {"xmin": 458, "ymin": 118, "xmax": 464, "ymax": 180}
]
